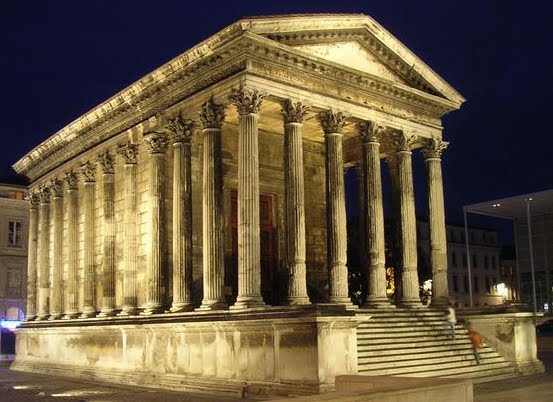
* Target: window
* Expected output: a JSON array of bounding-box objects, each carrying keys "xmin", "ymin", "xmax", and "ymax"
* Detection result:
[
  {"xmin": 7, "ymin": 267, "xmax": 22, "ymax": 297},
  {"xmin": 484, "ymin": 255, "xmax": 489, "ymax": 269},
  {"xmin": 8, "ymin": 190, "xmax": 24, "ymax": 200},
  {"xmin": 472, "ymin": 254, "xmax": 478, "ymax": 268},
  {"xmin": 492, "ymin": 256, "xmax": 497, "ymax": 270},
  {"xmin": 449, "ymin": 229, "xmax": 456, "ymax": 242},
  {"xmin": 463, "ymin": 275, "xmax": 469, "ymax": 293},
  {"xmin": 452, "ymin": 275, "xmax": 459, "ymax": 293},
  {"xmin": 8, "ymin": 220, "xmax": 22, "ymax": 247},
  {"xmin": 485, "ymin": 277, "xmax": 491, "ymax": 293},
  {"xmin": 462, "ymin": 253, "xmax": 467, "ymax": 268},
  {"xmin": 473, "ymin": 276, "xmax": 479, "ymax": 293},
  {"xmin": 451, "ymin": 252, "xmax": 457, "ymax": 268}
]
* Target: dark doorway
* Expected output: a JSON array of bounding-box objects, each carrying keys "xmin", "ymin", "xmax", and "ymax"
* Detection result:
[{"xmin": 227, "ymin": 190, "xmax": 278, "ymax": 305}]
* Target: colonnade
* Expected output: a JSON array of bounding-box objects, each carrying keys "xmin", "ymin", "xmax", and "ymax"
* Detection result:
[{"xmin": 25, "ymin": 88, "xmax": 450, "ymax": 320}]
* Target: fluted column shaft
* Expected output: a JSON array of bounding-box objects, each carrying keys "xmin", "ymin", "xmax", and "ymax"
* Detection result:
[
  {"xmin": 387, "ymin": 156, "xmax": 402, "ymax": 304},
  {"xmin": 49, "ymin": 181, "xmax": 64, "ymax": 319},
  {"xmin": 81, "ymin": 162, "xmax": 97, "ymax": 318},
  {"xmin": 142, "ymin": 132, "xmax": 168, "ymax": 315},
  {"xmin": 98, "ymin": 153, "xmax": 116, "ymax": 317},
  {"xmin": 198, "ymin": 100, "xmax": 227, "ymax": 310},
  {"xmin": 229, "ymin": 88, "xmax": 267, "ymax": 309},
  {"xmin": 318, "ymin": 111, "xmax": 350, "ymax": 305},
  {"xmin": 63, "ymin": 173, "xmax": 79, "ymax": 319},
  {"xmin": 25, "ymin": 194, "xmax": 39, "ymax": 321},
  {"xmin": 167, "ymin": 117, "xmax": 195, "ymax": 312},
  {"xmin": 36, "ymin": 188, "xmax": 51, "ymax": 320},
  {"xmin": 394, "ymin": 133, "xmax": 421, "ymax": 307},
  {"xmin": 423, "ymin": 139, "xmax": 450, "ymax": 305},
  {"xmin": 282, "ymin": 100, "xmax": 310, "ymax": 305},
  {"xmin": 358, "ymin": 122, "xmax": 390, "ymax": 307},
  {"xmin": 118, "ymin": 144, "xmax": 138, "ymax": 315}
]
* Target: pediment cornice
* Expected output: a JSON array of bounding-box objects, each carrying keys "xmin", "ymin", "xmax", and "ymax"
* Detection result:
[{"xmin": 14, "ymin": 14, "xmax": 463, "ymax": 181}]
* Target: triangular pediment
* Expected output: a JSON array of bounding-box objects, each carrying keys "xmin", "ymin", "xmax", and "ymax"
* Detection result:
[{"xmin": 291, "ymin": 41, "xmax": 408, "ymax": 85}]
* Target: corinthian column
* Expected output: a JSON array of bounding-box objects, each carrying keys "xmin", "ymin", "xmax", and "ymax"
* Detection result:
[
  {"xmin": 80, "ymin": 162, "xmax": 97, "ymax": 318},
  {"xmin": 25, "ymin": 192, "xmax": 39, "ymax": 321},
  {"xmin": 228, "ymin": 88, "xmax": 266, "ymax": 309},
  {"xmin": 49, "ymin": 179, "xmax": 64, "ymax": 320},
  {"xmin": 98, "ymin": 152, "xmax": 116, "ymax": 317},
  {"xmin": 63, "ymin": 171, "xmax": 79, "ymax": 319},
  {"xmin": 36, "ymin": 185, "xmax": 51, "ymax": 320},
  {"xmin": 166, "ymin": 116, "xmax": 195, "ymax": 312},
  {"xmin": 317, "ymin": 110, "xmax": 351, "ymax": 305},
  {"xmin": 117, "ymin": 143, "xmax": 139, "ymax": 316},
  {"xmin": 197, "ymin": 99, "xmax": 227, "ymax": 311},
  {"xmin": 142, "ymin": 131, "xmax": 169, "ymax": 315},
  {"xmin": 282, "ymin": 99, "xmax": 310, "ymax": 305},
  {"xmin": 357, "ymin": 121, "xmax": 390, "ymax": 308},
  {"xmin": 422, "ymin": 137, "xmax": 450, "ymax": 306},
  {"xmin": 392, "ymin": 132, "xmax": 422, "ymax": 307}
]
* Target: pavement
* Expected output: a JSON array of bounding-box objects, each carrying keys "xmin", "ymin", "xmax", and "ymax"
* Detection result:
[{"xmin": 1, "ymin": 336, "xmax": 552, "ymax": 401}]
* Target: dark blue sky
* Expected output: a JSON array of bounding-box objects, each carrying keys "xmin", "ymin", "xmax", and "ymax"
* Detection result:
[{"xmin": 2, "ymin": 1, "xmax": 552, "ymax": 238}]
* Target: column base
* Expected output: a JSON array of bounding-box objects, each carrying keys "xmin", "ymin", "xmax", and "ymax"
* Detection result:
[
  {"xmin": 117, "ymin": 307, "xmax": 139, "ymax": 316},
  {"xmin": 97, "ymin": 308, "xmax": 116, "ymax": 318},
  {"xmin": 24, "ymin": 316, "xmax": 37, "ymax": 322},
  {"xmin": 400, "ymin": 298, "xmax": 425, "ymax": 308},
  {"xmin": 62, "ymin": 311, "xmax": 80, "ymax": 320},
  {"xmin": 195, "ymin": 299, "xmax": 227, "ymax": 312},
  {"xmin": 169, "ymin": 303, "xmax": 195, "ymax": 313},
  {"xmin": 79, "ymin": 308, "xmax": 97, "ymax": 319},
  {"xmin": 284, "ymin": 296, "xmax": 311, "ymax": 306},
  {"xmin": 363, "ymin": 298, "xmax": 394, "ymax": 309},
  {"xmin": 35, "ymin": 315, "xmax": 50, "ymax": 321},
  {"xmin": 230, "ymin": 295, "xmax": 266, "ymax": 310},
  {"xmin": 430, "ymin": 297, "xmax": 450, "ymax": 307},
  {"xmin": 328, "ymin": 296, "xmax": 353, "ymax": 305},
  {"xmin": 140, "ymin": 305, "xmax": 164, "ymax": 316}
]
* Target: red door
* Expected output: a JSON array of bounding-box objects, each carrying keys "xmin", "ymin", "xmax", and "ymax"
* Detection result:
[{"xmin": 228, "ymin": 190, "xmax": 277, "ymax": 305}]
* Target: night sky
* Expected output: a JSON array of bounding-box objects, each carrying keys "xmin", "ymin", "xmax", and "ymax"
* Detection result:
[{"xmin": 2, "ymin": 1, "xmax": 552, "ymax": 240}]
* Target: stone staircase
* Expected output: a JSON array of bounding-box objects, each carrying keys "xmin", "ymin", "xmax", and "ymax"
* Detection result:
[{"xmin": 356, "ymin": 308, "xmax": 517, "ymax": 383}]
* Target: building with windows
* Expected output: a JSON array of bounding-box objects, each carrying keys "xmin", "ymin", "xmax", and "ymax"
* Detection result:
[
  {"xmin": 0, "ymin": 182, "xmax": 28, "ymax": 321},
  {"xmin": 418, "ymin": 220, "xmax": 503, "ymax": 307}
]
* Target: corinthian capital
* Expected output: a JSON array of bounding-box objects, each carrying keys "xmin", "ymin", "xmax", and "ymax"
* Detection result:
[
  {"xmin": 165, "ymin": 115, "xmax": 196, "ymax": 144},
  {"xmin": 317, "ymin": 110, "xmax": 347, "ymax": 134},
  {"xmin": 97, "ymin": 152, "xmax": 115, "ymax": 174},
  {"xmin": 281, "ymin": 99, "xmax": 309, "ymax": 123},
  {"xmin": 50, "ymin": 178, "xmax": 63, "ymax": 198},
  {"xmin": 199, "ymin": 98, "xmax": 225, "ymax": 129},
  {"xmin": 143, "ymin": 131, "xmax": 169, "ymax": 154},
  {"xmin": 228, "ymin": 88, "xmax": 266, "ymax": 115},
  {"xmin": 65, "ymin": 171, "xmax": 79, "ymax": 190},
  {"xmin": 392, "ymin": 131, "xmax": 417, "ymax": 152},
  {"xmin": 422, "ymin": 137, "xmax": 449, "ymax": 160},
  {"xmin": 117, "ymin": 142, "xmax": 138, "ymax": 164},
  {"xmin": 81, "ymin": 162, "xmax": 97, "ymax": 182},
  {"xmin": 26, "ymin": 191, "xmax": 40, "ymax": 207},
  {"xmin": 38, "ymin": 185, "xmax": 51, "ymax": 203},
  {"xmin": 357, "ymin": 120, "xmax": 385, "ymax": 143}
]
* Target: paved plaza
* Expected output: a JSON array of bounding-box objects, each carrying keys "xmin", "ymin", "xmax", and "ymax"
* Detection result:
[{"xmin": 0, "ymin": 336, "xmax": 551, "ymax": 401}]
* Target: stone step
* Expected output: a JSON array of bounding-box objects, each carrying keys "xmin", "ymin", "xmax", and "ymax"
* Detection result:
[
  {"xmin": 357, "ymin": 334, "xmax": 471, "ymax": 345},
  {"xmin": 358, "ymin": 346, "xmax": 499, "ymax": 362},
  {"xmin": 358, "ymin": 358, "xmax": 513, "ymax": 376},
  {"xmin": 368, "ymin": 363, "xmax": 516, "ymax": 380},
  {"xmin": 357, "ymin": 325, "xmax": 466, "ymax": 333},
  {"xmin": 358, "ymin": 343, "xmax": 471, "ymax": 357},
  {"xmin": 359, "ymin": 352, "xmax": 507, "ymax": 370}
]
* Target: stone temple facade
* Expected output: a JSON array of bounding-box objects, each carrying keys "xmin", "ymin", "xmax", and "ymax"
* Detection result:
[{"xmin": 13, "ymin": 14, "xmax": 471, "ymax": 395}]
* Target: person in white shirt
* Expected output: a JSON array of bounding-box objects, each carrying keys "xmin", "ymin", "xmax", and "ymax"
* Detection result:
[{"xmin": 445, "ymin": 303, "xmax": 457, "ymax": 340}]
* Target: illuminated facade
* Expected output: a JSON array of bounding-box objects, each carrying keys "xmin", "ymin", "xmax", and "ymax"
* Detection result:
[
  {"xmin": 18, "ymin": 14, "xmax": 542, "ymax": 396},
  {"xmin": 0, "ymin": 182, "xmax": 28, "ymax": 323}
]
